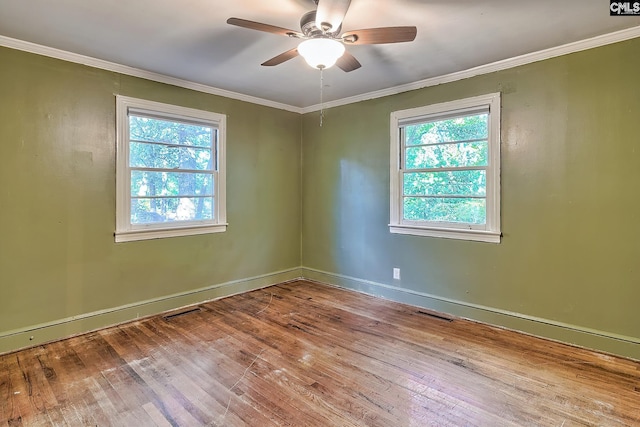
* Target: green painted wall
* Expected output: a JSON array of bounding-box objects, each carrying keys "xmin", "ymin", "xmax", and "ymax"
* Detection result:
[
  {"xmin": 301, "ymin": 38, "xmax": 640, "ymax": 358},
  {"xmin": 2, "ymin": 36, "xmax": 639, "ymax": 358},
  {"xmin": 0, "ymin": 47, "xmax": 301, "ymax": 350}
]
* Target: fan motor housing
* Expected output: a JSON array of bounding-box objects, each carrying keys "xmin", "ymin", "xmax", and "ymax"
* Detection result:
[{"xmin": 300, "ymin": 11, "xmax": 341, "ymax": 37}]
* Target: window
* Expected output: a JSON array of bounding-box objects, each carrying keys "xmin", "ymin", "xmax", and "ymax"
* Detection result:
[
  {"xmin": 115, "ymin": 96, "xmax": 226, "ymax": 242},
  {"xmin": 390, "ymin": 93, "xmax": 501, "ymax": 243}
]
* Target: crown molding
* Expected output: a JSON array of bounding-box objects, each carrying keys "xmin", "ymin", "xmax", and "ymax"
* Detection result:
[
  {"xmin": 0, "ymin": 35, "xmax": 304, "ymax": 114},
  {"xmin": 300, "ymin": 25, "xmax": 640, "ymax": 114},
  {"xmin": 2, "ymin": 25, "xmax": 640, "ymax": 115}
]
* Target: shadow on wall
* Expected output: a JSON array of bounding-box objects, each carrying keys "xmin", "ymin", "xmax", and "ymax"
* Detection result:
[{"xmin": 333, "ymin": 158, "xmax": 387, "ymax": 281}]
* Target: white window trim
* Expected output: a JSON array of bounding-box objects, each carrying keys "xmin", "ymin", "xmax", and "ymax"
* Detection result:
[
  {"xmin": 389, "ymin": 93, "xmax": 501, "ymax": 243},
  {"xmin": 115, "ymin": 95, "xmax": 227, "ymax": 242}
]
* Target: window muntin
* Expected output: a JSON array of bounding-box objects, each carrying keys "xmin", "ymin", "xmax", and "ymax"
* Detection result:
[
  {"xmin": 116, "ymin": 96, "xmax": 226, "ymax": 242},
  {"xmin": 390, "ymin": 93, "xmax": 500, "ymax": 243}
]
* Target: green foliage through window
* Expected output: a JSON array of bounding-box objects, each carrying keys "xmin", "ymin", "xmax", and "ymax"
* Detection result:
[
  {"xmin": 128, "ymin": 115, "xmax": 216, "ymax": 224},
  {"xmin": 402, "ymin": 114, "xmax": 489, "ymax": 224},
  {"xmin": 404, "ymin": 197, "xmax": 486, "ymax": 224}
]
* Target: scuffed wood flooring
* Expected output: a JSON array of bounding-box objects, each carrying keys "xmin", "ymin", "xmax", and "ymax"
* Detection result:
[{"xmin": 1, "ymin": 280, "xmax": 639, "ymax": 426}]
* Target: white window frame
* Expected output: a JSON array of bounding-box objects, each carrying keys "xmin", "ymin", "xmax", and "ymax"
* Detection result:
[
  {"xmin": 389, "ymin": 93, "xmax": 501, "ymax": 243},
  {"xmin": 115, "ymin": 95, "xmax": 227, "ymax": 242}
]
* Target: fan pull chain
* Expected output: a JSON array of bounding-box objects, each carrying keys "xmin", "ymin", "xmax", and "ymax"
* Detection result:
[{"xmin": 319, "ymin": 66, "xmax": 324, "ymax": 127}]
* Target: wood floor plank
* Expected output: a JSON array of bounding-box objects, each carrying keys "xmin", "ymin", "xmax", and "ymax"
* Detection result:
[
  {"xmin": 234, "ymin": 291, "xmax": 509, "ymax": 416},
  {"xmin": 1, "ymin": 280, "xmax": 639, "ymax": 426},
  {"xmin": 233, "ymin": 292, "xmax": 528, "ymax": 425},
  {"xmin": 207, "ymin": 299, "xmax": 403, "ymax": 426},
  {"xmin": 278, "ymin": 281, "xmax": 640, "ymax": 425}
]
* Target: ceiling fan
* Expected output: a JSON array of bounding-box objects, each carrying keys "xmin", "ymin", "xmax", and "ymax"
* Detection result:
[{"xmin": 227, "ymin": 0, "xmax": 417, "ymax": 72}]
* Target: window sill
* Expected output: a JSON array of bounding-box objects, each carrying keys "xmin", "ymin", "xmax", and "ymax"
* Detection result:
[
  {"xmin": 115, "ymin": 223, "xmax": 228, "ymax": 243},
  {"xmin": 389, "ymin": 224, "xmax": 501, "ymax": 243}
]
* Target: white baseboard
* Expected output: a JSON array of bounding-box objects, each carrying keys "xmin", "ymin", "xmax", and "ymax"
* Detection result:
[
  {"xmin": 0, "ymin": 268, "xmax": 303, "ymax": 355},
  {"xmin": 3, "ymin": 266, "xmax": 638, "ymax": 361},
  {"xmin": 301, "ymin": 267, "xmax": 640, "ymax": 361}
]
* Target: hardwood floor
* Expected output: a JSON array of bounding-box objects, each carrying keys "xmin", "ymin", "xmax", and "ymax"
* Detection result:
[{"xmin": 1, "ymin": 280, "xmax": 639, "ymax": 426}]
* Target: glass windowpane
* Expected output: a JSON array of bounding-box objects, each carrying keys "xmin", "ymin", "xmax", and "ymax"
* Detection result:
[
  {"xmin": 131, "ymin": 171, "xmax": 213, "ymax": 197},
  {"xmin": 405, "ymin": 141, "xmax": 488, "ymax": 169},
  {"xmin": 405, "ymin": 113, "xmax": 488, "ymax": 145},
  {"xmin": 403, "ymin": 197, "xmax": 486, "ymax": 224},
  {"xmin": 404, "ymin": 171, "xmax": 486, "ymax": 197},
  {"xmin": 405, "ymin": 140, "xmax": 489, "ymax": 169},
  {"xmin": 131, "ymin": 197, "xmax": 213, "ymax": 224},
  {"xmin": 129, "ymin": 115, "xmax": 213, "ymax": 147},
  {"xmin": 130, "ymin": 142, "xmax": 212, "ymax": 170}
]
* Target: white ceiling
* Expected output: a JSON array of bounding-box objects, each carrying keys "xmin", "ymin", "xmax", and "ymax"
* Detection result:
[{"xmin": 1, "ymin": 0, "xmax": 639, "ymax": 109}]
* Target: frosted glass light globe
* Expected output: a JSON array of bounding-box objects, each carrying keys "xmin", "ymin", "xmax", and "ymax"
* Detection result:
[{"xmin": 298, "ymin": 38, "xmax": 345, "ymax": 69}]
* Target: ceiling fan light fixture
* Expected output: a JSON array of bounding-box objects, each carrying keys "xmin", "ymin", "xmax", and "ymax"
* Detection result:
[{"xmin": 298, "ymin": 38, "xmax": 345, "ymax": 69}]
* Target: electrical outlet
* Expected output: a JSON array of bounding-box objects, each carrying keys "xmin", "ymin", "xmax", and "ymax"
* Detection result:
[{"xmin": 393, "ymin": 268, "xmax": 401, "ymax": 280}]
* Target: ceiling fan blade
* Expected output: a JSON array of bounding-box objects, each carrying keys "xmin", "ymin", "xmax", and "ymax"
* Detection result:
[
  {"xmin": 342, "ymin": 26, "xmax": 417, "ymax": 45},
  {"xmin": 261, "ymin": 48, "xmax": 300, "ymax": 66},
  {"xmin": 336, "ymin": 51, "xmax": 361, "ymax": 72},
  {"xmin": 315, "ymin": 0, "xmax": 352, "ymax": 32},
  {"xmin": 227, "ymin": 18, "xmax": 303, "ymax": 38}
]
